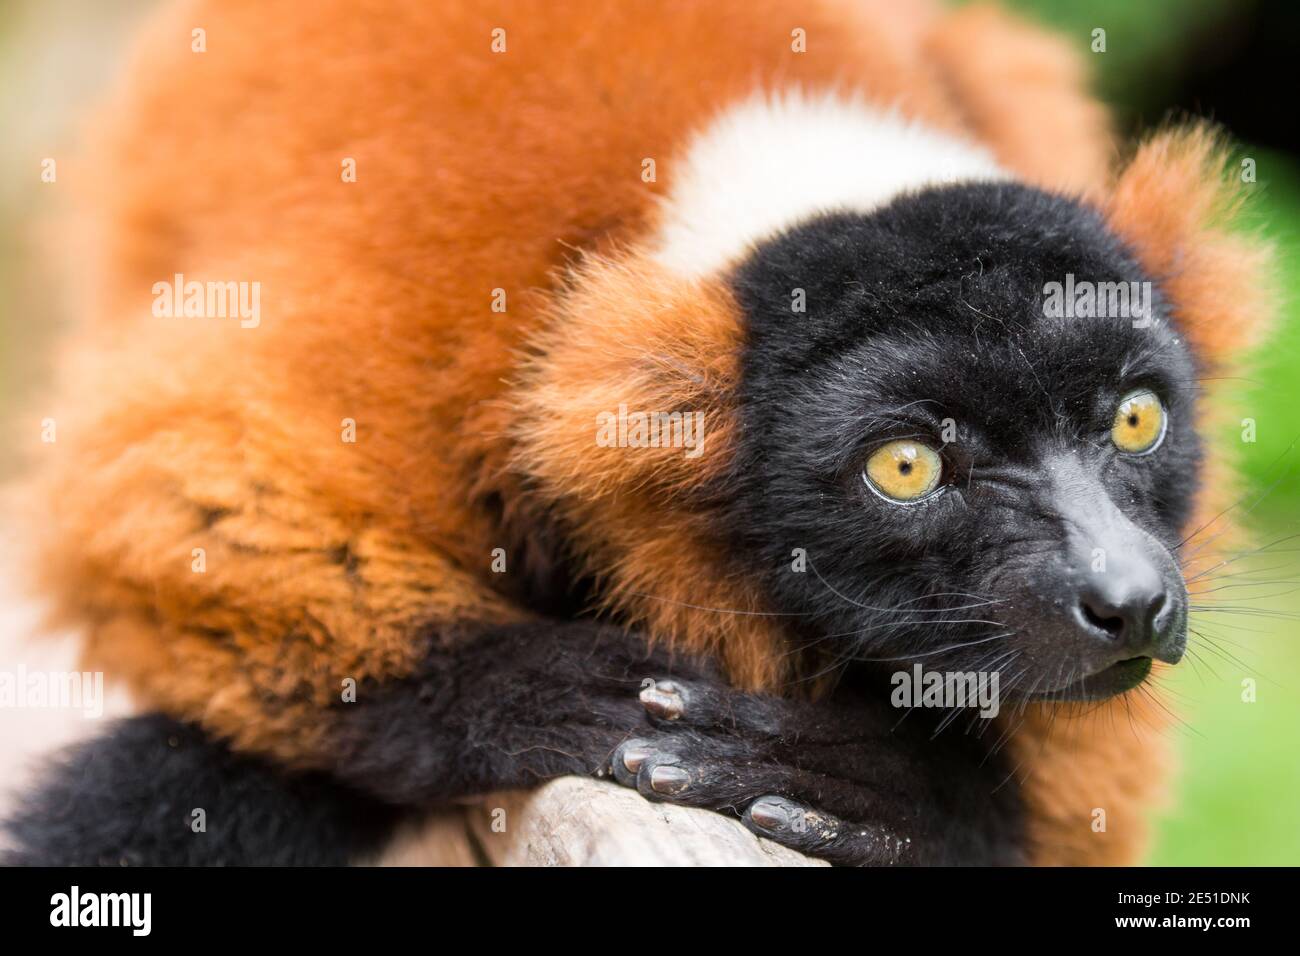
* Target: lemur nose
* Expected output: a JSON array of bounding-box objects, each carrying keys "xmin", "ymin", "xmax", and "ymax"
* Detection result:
[{"xmin": 1073, "ymin": 569, "xmax": 1174, "ymax": 661}]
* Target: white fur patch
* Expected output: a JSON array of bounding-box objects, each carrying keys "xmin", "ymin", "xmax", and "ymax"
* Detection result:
[{"xmin": 650, "ymin": 91, "xmax": 1010, "ymax": 277}]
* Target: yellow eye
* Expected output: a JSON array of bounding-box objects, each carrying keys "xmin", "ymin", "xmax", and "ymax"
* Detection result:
[
  {"xmin": 1112, "ymin": 389, "xmax": 1166, "ymax": 455},
  {"xmin": 864, "ymin": 440, "xmax": 942, "ymax": 502}
]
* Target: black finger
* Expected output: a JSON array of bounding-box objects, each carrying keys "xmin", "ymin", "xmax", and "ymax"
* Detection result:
[
  {"xmin": 638, "ymin": 678, "xmax": 785, "ymax": 736},
  {"xmin": 742, "ymin": 795, "xmax": 911, "ymax": 866}
]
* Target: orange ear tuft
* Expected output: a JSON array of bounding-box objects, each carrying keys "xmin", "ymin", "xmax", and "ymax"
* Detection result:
[
  {"xmin": 1106, "ymin": 126, "xmax": 1276, "ymax": 364},
  {"xmin": 510, "ymin": 254, "xmax": 796, "ymax": 691}
]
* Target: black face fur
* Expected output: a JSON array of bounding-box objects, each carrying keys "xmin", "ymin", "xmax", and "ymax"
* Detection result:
[{"xmin": 724, "ymin": 182, "xmax": 1201, "ymax": 702}]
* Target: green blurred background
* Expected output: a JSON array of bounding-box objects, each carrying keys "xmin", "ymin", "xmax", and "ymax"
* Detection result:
[{"xmin": 1, "ymin": 0, "xmax": 1296, "ymax": 864}]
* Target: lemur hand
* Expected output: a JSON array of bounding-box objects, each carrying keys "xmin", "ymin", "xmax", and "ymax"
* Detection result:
[{"xmin": 606, "ymin": 676, "xmax": 1024, "ymax": 865}]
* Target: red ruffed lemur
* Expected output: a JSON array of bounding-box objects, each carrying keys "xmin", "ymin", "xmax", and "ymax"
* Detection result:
[{"xmin": 4, "ymin": 0, "xmax": 1274, "ymax": 865}]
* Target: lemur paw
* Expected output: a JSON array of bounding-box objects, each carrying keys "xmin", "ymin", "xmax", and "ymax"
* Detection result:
[{"xmin": 605, "ymin": 677, "xmax": 916, "ymax": 865}]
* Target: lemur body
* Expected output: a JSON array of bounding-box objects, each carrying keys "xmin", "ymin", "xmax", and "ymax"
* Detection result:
[{"xmin": 6, "ymin": 0, "xmax": 1270, "ymax": 864}]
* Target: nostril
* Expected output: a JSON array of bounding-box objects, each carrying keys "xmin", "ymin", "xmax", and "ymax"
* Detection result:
[
  {"xmin": 1080, "ymin": 600, "xmax": 1125, "ymax": 639},
  {"xmin": 1147, "ymin": 591, "xmax": 1167, "ymax": 628}
]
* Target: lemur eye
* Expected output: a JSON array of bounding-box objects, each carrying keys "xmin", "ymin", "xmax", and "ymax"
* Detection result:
[
  {"xmin": 1112, "ymin": 389, "xmax": 1166, "ymax": 455},
  {"xmin": 864, "ymin": 440, "xmax": 942, "ymax": 502}
]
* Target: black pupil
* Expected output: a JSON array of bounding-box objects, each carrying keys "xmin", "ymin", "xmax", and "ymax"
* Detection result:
[
  {"xmin": 1128, "ymin": 413, "xmax": 1140, "ymax": 427},
  {"xmin": 898, "ymin": 461, "xmax": 912, "ymax": 475}
]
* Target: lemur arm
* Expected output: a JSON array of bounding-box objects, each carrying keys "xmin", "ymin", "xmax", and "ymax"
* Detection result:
[{"xmin": 5, "ymin": 615, "xmax": 1026, "ymax": 866}]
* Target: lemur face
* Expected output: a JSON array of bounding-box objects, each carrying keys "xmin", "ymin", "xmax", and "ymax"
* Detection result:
[{"xmin": 725, "ymin": 182, "xmax": 1200, "ymax": 702}]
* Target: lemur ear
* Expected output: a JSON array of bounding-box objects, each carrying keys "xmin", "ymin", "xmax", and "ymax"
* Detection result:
[
  {"xmin": 512, "ymin": 255, "xmax": 793, "ymax": 689},
  {"xmin": 1105, "ymin": 126, "xmax": 1276, "ymax": 364},
  {"xmin": 1106, "ymin": 128, "xmax": 1276, "ymax": 560},
  {"xmin": 513, "ymin": 254, "xmax": 742, "ymax": 503}
]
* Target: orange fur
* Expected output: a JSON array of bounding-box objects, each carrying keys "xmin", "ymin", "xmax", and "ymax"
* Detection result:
[
  {"xmin": 15, "ymin": 0, "xmax": 1274, "ymax": 861},
  {"xmin": 926, "ymin": 3, "xmax": 1114, "ymax": 196},
  {"xmin": 511, "ymin": 255, "xmax": 800, "ymax": 690},
  {"xmin": 1107, "ymin": 128, "xmax": 1275, "ymax": 361},
  {"xmin": 17, "ymin": 0, "xmax": 969, "ymax": 764}
]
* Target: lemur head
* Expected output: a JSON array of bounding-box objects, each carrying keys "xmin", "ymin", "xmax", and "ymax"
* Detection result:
[
  {"xmin": 518, "ymin": 122, "xmax": 1269, "ymax": 697},
  {"xmin": 724, "ymin": 182, "xmax": 1198, "ymax": 701}
]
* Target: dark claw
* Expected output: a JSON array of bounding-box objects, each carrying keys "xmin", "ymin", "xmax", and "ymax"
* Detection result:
[
  {"xmin": 639, "ymin": 680, "xmax": 685, "ymax": 720},
  {"xmin": 745, "ymin": 795, "xmax": 804, "ymax": 834},
  {"xmin": 621, "ymin": 743, "xmax": 653, "ymax": 773},
  {"xmin": 648, "ymin": 764, "xmax": 691, "ymax": 795},
  {"xmin": 744, "ymin": 795, "xmax": 844, "ymax": 842},
  {"xmin": 611, "ymin": 739, "xmax": 657, "ymax": 786}
]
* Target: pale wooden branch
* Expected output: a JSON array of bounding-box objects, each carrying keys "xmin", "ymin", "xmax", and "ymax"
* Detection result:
[{"xmin": 378, "ymin": 777, "xmax": 825, "ymax": 866}]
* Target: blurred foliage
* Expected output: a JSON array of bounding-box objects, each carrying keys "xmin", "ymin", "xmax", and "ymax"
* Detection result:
[
  {"xmin": 1230, "ymin": 152, "xmax": 1300, "ymax": 511},
  {"xmin": 1005, "ymin": 0, "xmax": 1240, "ymax": 115},
  {"xmin": 1155, "ymin": 609, "xmax": 1300, "ymax": 865}
]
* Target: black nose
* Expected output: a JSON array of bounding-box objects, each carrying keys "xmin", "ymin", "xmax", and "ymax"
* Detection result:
[{"xmin": 1074, "ymin": 571, "xmax": 1176, "ymax": 661}]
